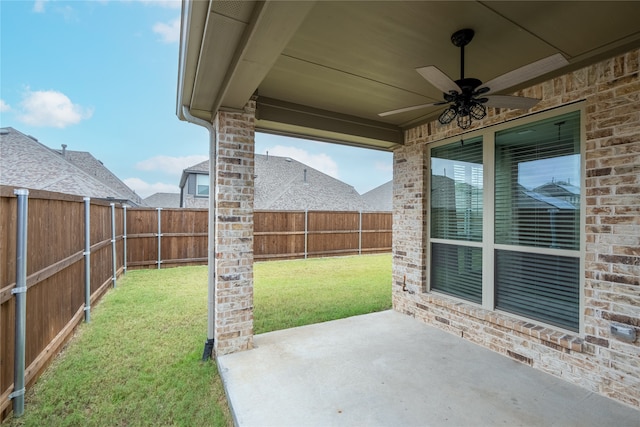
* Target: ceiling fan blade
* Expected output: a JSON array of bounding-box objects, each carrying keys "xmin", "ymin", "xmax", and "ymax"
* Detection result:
[
  {"xmin": 378, "ymin": 102, "xmax": 442, "ymax": 117},
  {"xmin": 484, "ymin": 95, "xmax": 540, "ymax": 110},
  {"xmin": 481, "ymin": 53, "xmax": 569, "ymax": 95},
  {"xmin": 416, "ymin": 66, "xmax": 460, "ymax": 93}
]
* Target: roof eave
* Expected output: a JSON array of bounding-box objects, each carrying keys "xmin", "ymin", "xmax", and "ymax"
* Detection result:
[{"xmin": 176, "ymin": 0, "xmax": 316, "ymax": 122}]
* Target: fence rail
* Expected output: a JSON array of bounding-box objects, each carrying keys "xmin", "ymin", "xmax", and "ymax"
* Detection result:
[
  {"xmin": 254, "ymin": 210, "xmax": 392, "ymax": 260},
  {"xmin": 0, "ymin": 186, "xmax": 391, "ymax": 421}
]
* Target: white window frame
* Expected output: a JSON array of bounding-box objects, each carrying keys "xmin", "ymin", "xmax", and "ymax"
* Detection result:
[
  {"xmin": 196, "ymin": 173, "xmax": 209, "ymax": 197},
  {"xmin": 425, "ymin": 103, "xmax": 586, "ymax": 335}
]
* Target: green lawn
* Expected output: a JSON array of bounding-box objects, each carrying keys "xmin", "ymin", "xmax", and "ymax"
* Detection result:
[
  {"xmin": 6, "ymin": 253, "xmax": 391, "ymax": 426},
  {"xmin": 254, "ymin": 254, "xmax": 392, "ymax": 333}
]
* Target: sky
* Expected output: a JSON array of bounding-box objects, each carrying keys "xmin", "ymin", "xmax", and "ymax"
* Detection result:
[{"xmin": 0, "ymin": 0, "xmax": 393, "ymax": 198}]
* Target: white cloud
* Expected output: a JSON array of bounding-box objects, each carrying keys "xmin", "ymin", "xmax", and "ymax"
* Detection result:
[
  {"xmin": 17, "ymin": 89, "xmax": 93, "ymax": 128},
  {"xmin": 0, "ymin": 100, "xmax": 11, "ymax": 112},
  {"xmin": 374, "ymin": 161, "xmax": 393, "ymax": 173},
  {"xmin": 33, "ymin": 0, "xmax": 47, "ymax": 13},
  {"xmin": 137, "ymin": 0, "xmax": 181, "ymax": 9},
  {"xmin": 266, "ymin": 145, "xmax": 340, "ymax": 179},
  {"xmin": 153, "ymin": 17, "xmax": 180, "ymax": 43},
  {"xmin": 123, "ymin": 177, "xmax": 179, "ymax": 199},
  {"xmin": 135, "ymin": 154, "xmax": 208, "ymax": 176}
]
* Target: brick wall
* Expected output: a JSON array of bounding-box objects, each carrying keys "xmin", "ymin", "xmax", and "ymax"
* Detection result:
[
  {"xmin": 213, "ymin": 100, "xmax": 256, "ymax": 355},
  {"xmin": 393, "ymin": 49, "xmax": 639, "ymax": 407},
  {"xmin": 183, "ymin": 193, "xmax": 208, "ymax": 208}
]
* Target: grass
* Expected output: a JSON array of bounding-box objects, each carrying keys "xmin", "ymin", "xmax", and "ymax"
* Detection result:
[
  {"xmin": 254, "ymin": 254, "xmax": 392, "ymax": 333},
  {"xmin": 6, "ymin": 253, "xmax": 391, "ymax": 426}
]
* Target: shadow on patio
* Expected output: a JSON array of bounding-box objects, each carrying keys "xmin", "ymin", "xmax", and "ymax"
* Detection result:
[{"xmin": 218, "ymin": 310, "xmax": 638, "ymax": 427}]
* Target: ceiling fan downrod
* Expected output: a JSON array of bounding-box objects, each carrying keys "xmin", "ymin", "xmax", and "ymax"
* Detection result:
[{"xmin": 451, "ymin": 28, "xmax": 474, "ymax": 81}]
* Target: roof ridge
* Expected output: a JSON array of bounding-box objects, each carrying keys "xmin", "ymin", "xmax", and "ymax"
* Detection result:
[{"xmin": 261, "ymin": 171, "xmax": 302, "ymax": 209}]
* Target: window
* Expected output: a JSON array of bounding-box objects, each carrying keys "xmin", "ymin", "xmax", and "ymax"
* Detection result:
[
  {"xmin": 428, "ymin": 109, "xmax": 582, "ymax": 332},
  {"xmin": 196, "ymin": 174, "xmax": 209, "ymax": 196},
  {"xmin": 430, "ymin": 137, "xmax": 483, "ymax": 303}
]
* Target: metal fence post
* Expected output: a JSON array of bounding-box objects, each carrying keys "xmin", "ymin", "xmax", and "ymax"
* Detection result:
[
  {"xmin": 11, "ymin": 189, "xmax": 29, "ymax": 417},
  {"xmin": 110, "ymin": 203, "xmax": 117, "ymax": 288},
  {"xmin": 157, "ymin": 208, "xmax": 162, "ymax": 269},
  {"xmin": 304, "ymin": 209, "xmax": 308, "ymax": 259},
  {"xmin": 359, "ymin": 211, "xmax": 363, "ymax": 255},
  {"xmin": 123, "ymin": 205, "xmax": 127, "ymax": 274},
  {"xmin": 84, "ymin": 197, "xmax": 91, "ymax": 322}
]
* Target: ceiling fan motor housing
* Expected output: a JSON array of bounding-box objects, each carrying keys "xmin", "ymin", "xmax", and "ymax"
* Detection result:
[{"xmin": 451, "ymin": 28, "xmax": 475, "ymax": 47}]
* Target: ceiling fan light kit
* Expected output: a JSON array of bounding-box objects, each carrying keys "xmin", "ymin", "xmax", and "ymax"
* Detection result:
[{"xmin": 380, "ymin": 28, "xmax": 570, "ymax": 130}]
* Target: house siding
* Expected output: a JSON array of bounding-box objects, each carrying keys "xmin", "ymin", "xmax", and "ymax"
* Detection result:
[{"xmin": 393, "ymin": 49, "xmax": 639, "ymax": 408}]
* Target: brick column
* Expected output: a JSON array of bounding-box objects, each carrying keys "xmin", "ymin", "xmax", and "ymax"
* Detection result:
[
  {"xmin": 213, "ymin": 101, "xmax": 255, "ymax": 355},
  {"xmin": 392, "ymin": 141, "xmax": 427, "ymax": 314}
]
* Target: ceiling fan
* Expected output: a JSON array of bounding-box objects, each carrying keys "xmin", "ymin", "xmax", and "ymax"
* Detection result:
[{"xmin": 379, "ymin": 28, "xmax": 569, "ymax": 129}]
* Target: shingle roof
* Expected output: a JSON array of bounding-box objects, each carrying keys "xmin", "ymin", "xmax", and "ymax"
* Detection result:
[
  {"xmin": 180, "ymin": 154, "xmax": 375, "ymax": 211},
  {"xmin": 0, "ymin": 127, "xmax": 143, "ymax": 205},
  {"xmin": 255, "ymin": 154, "xmax": 373, "ymax": 211},
  {"xmin": 52, "ymin": 148, "xmax": 143, "ymax": 205},
  {"xmin": 361, "ymin": 181, "xmax": 392, "ymax": 211},
  {"xmin": 144, "ymin": 192, "xmax": 181, "ymax": 208},
  {"xmin": 179, "ymin": 159, "xmax": 209, "ymax": 188}
]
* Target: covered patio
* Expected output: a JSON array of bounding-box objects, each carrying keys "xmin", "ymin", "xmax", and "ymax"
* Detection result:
[
  {"xmin": 218, "ymin": 311, "xmax": 639, "ymax": 426},
  {"xmin": 176, "ymin": 0, "xmax": 640, "ymax": 413}
]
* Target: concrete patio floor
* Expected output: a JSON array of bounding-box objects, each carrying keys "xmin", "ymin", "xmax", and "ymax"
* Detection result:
[{"xmin": 217, "ymin": 310, "xmax": 639, "ymax": 427}]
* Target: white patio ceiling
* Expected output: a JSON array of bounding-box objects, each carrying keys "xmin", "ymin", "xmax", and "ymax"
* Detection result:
[{"xmin": 176, "ymin": 1, "xmax": 640, "ymax": 151}]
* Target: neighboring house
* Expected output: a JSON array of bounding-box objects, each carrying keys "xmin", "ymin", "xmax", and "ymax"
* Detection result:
[
  {"xmin": 534, "ymin": 181, "xmax": 581, "ymax": 206},
  {"xmin": 179, "ymin": 154, "xmax": 373, "ymax": 211},
  {"xmin": 52, "ymin": 145, "xmax": 144, "ymax": 206},
  {"xmin": 144, "ymin": 192, "xmax": 181, "ymax": 208},
  {"xmin": 176, "ymin": 2, "xmax": 640, "ymax": 409},
  {"xmin": 361, "ymin": 181, "xmax": 392, "ymax": 211},
  {"xmin": 0, "ymin": 127, "xmax": 144, "ymax": 206},
  {"xmin": 178, "ymin": 159, "xmax": 210, "ymax": 208}
]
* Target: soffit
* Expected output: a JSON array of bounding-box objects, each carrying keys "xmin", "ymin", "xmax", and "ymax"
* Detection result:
[{"xmin": 177, "ymin": 1, "xmax": 640, "ymax": 151}]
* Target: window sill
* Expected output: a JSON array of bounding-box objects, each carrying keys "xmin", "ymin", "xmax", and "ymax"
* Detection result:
[{"xmin": 415, "ymin": 292, "xmax": 584, "ymax": 353}]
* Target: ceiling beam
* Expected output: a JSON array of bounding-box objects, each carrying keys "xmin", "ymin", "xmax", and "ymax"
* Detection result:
[
  {"xmin": 211, "ymin": 1, "xmax": 316, "ymax": 113},
  {"xmin": 256, "ymin": 97, "xmax": 404, "ymax": 151}
]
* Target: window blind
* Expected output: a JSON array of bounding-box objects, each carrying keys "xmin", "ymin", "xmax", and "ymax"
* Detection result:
[
  {"xmin": 431, "ymin": 243, "xmax": 482, "ymax": 304},
  {"xmin": 431, "ymin": 137, "xmax": 483, "ymax": 242},
  {"xmin": 495, "ymin": 250, "xmax": 579, "ymax": 331},
  {"xmin": 495, "ymin": 111, "xmax": 580, "ymax": 250}
]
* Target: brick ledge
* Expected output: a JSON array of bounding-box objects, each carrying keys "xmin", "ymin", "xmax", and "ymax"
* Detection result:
[{"xmin": 415, "ymin": 293, "xmax": 584, "ymax": 353}]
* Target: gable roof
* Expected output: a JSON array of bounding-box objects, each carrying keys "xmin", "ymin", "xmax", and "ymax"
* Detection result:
[
  {"xmin": 144, "ymin": 192, "xmax": 181, "ymax": 208},
  {"xmin": 180, "ymin": 153, "xmax": 375, "ymax": 211},
  {"xmin": 179, "ymin": 159, "xmax": 209, "ymax": 188},
  {"xmin": 362, "ymin": 181, "xmax": 392, "ymax": 212},
  {"xmin": 52, "ymin": 148, "xmax": 143, "ymax": 205},
  {"xmin": 534, "ymin": 182, "xmax": 580, "ymax": 197},
  {"xmin": 255, "ymin": 154, "xmax": 371, "ymax": 211},
  {"xmin": 0, "ymin": 127, "xmax": 144, "ymax": 205}
]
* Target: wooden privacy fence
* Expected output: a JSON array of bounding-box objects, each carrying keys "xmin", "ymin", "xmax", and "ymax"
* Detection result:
[
  {"xmin": 254, "ymin": 210, "xmax": 392, "ymax": 260},
  {"xmin": 0, "ymin": 186, "xmax": 391, "ymax": 420},
  {"xmin": 126, "ymin": 207, "xmax": 208, "ymax": 269},
  {"xmin": 0, "ymin": 187, "xmax": 125, "ymax": 421}
]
